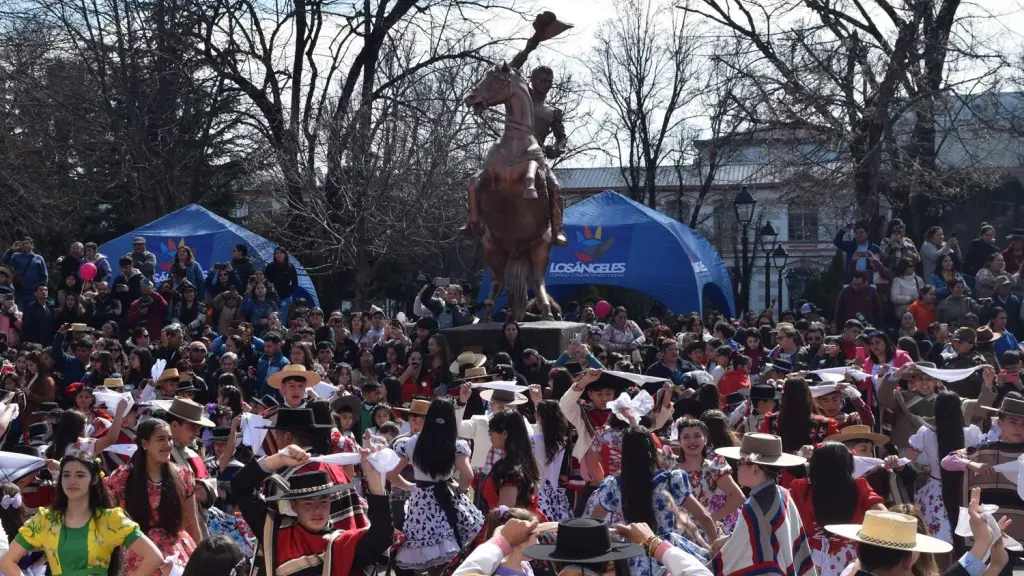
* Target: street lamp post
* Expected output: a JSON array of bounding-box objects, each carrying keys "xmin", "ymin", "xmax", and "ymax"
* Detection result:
[
  {"xmin": 733, "ymin": 187, "xmax": 756, "ymax": 314},
  {"xmin": 760, "ymin": 221, "xmax": 779, "ymax": 310},
  {"xmin": 772, "ymin": 244, "xmax": 790, "ymax": 310}
]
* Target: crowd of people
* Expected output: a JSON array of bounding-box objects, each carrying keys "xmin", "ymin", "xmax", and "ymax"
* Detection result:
[{"xmin": 0, "ymin": 220, "xmax": 1017, "ymax": 576}]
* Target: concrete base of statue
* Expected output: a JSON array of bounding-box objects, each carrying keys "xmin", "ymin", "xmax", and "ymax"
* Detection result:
[{"xmin": 440, "ymin": 321, "xmax": 588, "ymax": 361}]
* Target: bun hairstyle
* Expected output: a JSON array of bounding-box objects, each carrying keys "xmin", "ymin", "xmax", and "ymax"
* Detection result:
[{"xmin": 484, "ymin": 505, "xmax": 536, "ymax": 539}]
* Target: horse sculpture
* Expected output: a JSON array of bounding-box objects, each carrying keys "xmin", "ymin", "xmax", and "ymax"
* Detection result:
[{"xmin": 465, "ymin": 63, "xmax": 555, "ymax": 322}]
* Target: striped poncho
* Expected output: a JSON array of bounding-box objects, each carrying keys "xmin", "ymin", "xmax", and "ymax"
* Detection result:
[{"xmin": 711, "ymin": 481, "xmax": 817, "ymax": 576}]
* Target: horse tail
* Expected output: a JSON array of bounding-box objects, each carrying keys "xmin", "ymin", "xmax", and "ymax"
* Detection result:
[{"xmin": 505, "ymin": 257, "xmax": 530, "ymax": 321}]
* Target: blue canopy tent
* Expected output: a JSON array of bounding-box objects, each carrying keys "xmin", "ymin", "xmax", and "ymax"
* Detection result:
[
  {"xmin": 478, "ymin": 190, "xmax": 734, "ymax": 317},
  {"xmin": 99, "ymin": 204, "xmax": 319, "ymax": 306}
]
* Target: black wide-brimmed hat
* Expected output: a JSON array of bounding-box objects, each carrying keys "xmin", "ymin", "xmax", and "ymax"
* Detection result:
[
  {"xmin": 252, "ymin": 395, "xmax": 279, "ymax": 409},
  {"xmin": 31, "ymin": 402, "xmax": 60, "ymax": 416},
  {"xmin": 264, "ymin": 470, "xmax": 352, "ymax": 502},
  {"xmin": 210, "ymin": 426, "xmax": 232, "ymax": 442},
  {"xmin": 739, "ymin": 384, "xmax": 782, "ymax": 401},
  {"xmin": 523, "ymin": 519, "xmax": 643, "ymax": 563},
  {"xmin": 257, "ymin": 408, "xmax": 333, "ymax": 430}
]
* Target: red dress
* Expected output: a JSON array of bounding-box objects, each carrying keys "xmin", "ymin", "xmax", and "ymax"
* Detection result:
[
  {"xmin": 479, "ymin": 472, "xmax": 548, "ymax": 537},
  {"xmin": 105, "ymin": 463, "xmax": 197, "ymax": 575},
  {"xmin": 789, "ymin": 477, "xmax": 883, "ymax": 576},
  {"xmin": 759, "ymin": 413, "xmax": 839, "ymax": 488}
]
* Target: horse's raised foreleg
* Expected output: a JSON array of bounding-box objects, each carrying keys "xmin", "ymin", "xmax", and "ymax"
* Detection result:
[
  {"xmin": 523, "ymin": 160, "xmax": 539, "ymax": 199},
  {"xmin": 461, "ymin": 170, "xmax": 485, "ymax": 237}
]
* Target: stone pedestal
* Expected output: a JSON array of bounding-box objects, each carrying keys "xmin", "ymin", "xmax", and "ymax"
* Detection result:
[{"xmin": 440, "ymin": 321, "xmax": 588, "ymax": 360}]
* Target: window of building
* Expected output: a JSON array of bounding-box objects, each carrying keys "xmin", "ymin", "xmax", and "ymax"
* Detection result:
[{"xmin": 787, "ymin": 206, "xmax": 819, "ymax": 241}]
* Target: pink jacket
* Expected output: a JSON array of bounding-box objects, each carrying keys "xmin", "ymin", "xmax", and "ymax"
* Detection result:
[
  {"xmin": 0, "ymin": 312, "xmax": 21, "ymax": 348},
  {"xmin": 863, "ymin": 349, "xmax": 913, "ymax": 374}
]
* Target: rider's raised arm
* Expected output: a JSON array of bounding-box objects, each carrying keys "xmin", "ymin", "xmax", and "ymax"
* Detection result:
[{"xmin": 508, "ymin": 35, "xmax": 541, "ymax": 72}]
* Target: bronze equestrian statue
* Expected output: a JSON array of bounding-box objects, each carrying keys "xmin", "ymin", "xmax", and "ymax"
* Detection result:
[{"xmin": 463, "ymin": 13, "xmax": 571, "ymax": 322}]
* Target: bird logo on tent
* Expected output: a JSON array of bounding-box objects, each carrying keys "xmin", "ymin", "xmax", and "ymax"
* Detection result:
[
  {"xmin": 159, "ymin": 238, "xmax": 186, "ymax": 271},
  {"xmin": 575, "ymin": 226, "xmax": 615, "ymax": 262}
]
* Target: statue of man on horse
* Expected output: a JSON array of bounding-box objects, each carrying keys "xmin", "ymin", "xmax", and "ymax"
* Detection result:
[{"xmin": 462, "ymin": 13, "xmax": 572, "ymax": 321}]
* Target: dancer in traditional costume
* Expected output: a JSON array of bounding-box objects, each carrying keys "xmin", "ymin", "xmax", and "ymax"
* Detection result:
[{"xmin": 711, "ymin": 433, "xmax": 816, "ymax": 576}]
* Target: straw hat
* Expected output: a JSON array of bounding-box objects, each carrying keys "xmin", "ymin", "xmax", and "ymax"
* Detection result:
[
  {"xmin": 393, "ymin": 398, "xmax": 431, "ymax": 416},
  {"xmin": 456, "ymin": 366, "xmax": 490, "ymax": 381},
  {"xmin": 157, "ymin": 368, "xmax": 180, "ymax": 382},
  {"xmin": 825, "ymin": 424, "xmax": 889, "ymax": 446},
  {"xmin": 267, "ymin": 364, "xmax": 321, "ymax": 390},
  {"xmin": 826, "ymin": 510, "xmax": 952, "ymax": 554},
  {"xmin": 102, "ymin": 377, "xmax": 124, "ymax": 389},
  {"xmin": 715, "ymin": 433, "xmax": 807, "ymax": 468},
  {"xmin": 70, "ymin": 323, "xmax": 90, "ymax": 333},
  {"xmin": 449, "ymin": 351, "xmax": 487, "ymax": 375}
]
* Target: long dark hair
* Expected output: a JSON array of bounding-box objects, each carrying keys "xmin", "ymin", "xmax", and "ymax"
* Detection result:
[
  {"xmin": 808, "ymin": 442, "xmax": 857, "ymax": 528},
  {"xmin": 50, "ymin": 450, "xmax": 113, "ymax": 519},
  {"xmin": 182, "ymin": 535, "xmax": 248, "ymax": 576},
  {"xmin": 0, "ymin": 481, "xmax": 26, "ymax": 542},
  {"xmin": 218, "ymin": 382, "xmax": 243, "ymax": 417},
  {"xmin": 46, "ymin": 410, "xmax": 86, "ymax": 460},
  {"xmin": 536, "ymin": 400, "xmax": 567, "ymax": 465},
  {"xmin": 125, "ymin": 418, "xmax": 184, "ymax": 535},
  {"xmin": 868, "ymin": 332, "xmax": 895, "ymax": 364},
  {"xmin": 935, "ymin": 391, "xmax": 966, "ymax": 533},
  {"xmin": 776, "ymin": 377, "xmax": 818, "ymax": 453},
  {"xmin": 413, "ymin": 399, "xmax": 458, "ymax": 477},
  {"xmin": 501, "ymin": 321, "xmax": 525, "ymax": 357},
  {"xmin": 619, "ymin": 427, "xmax": 658, "ymax": 527},
  {"xmin": 676, "ymin": 417, "xmax": 710, "ymax": 459},
  {"xmin": 488, "ymin": 410, "xmax": 540, "ymax": 496},
  {"xmin": 700, "ymin": 410, "xmax": 738, "ymax": 454}
]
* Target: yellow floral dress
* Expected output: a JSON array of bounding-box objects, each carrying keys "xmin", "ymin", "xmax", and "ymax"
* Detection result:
[{"xmin": 14, "ymin": 507, "xmax": 142, "ymax": 575}]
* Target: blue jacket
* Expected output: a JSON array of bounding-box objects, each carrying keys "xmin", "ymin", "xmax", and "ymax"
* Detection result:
[
  {"xmin": 20, "ymin": 300, "xmax": 54, "ymax": 345},
  {"xmin": 171, "ymin": 261, "xmax": 205, "ymax": 300},
  {"xmin": 255, "ymin": 352, "xmax": 288, "ymax": 399},
  {"xmin": 833, "ymin": 230, "xmax": 881, "ymax": 280},
  {"xmin": 1, "ymin": 250, "xmax": 48, "ymax": 295},
  {"xmin": 241, "ymin": 295, "xmax": 276, "ymax": 335},
  {"xmin": 52, "ymin": 331, "xmax": 87, "ymax": 385}
]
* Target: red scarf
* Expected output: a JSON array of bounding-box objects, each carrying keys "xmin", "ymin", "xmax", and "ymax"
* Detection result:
[
  {"xmin": 274, "ymin": 524, "xmax": 366, "ymax": 576},
  {"xmin": 586, "ymin": 407, "xmax": 610, "ymax": 429}
]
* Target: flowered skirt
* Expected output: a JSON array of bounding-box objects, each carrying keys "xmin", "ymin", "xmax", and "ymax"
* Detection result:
[
  {"xmin": 395, "ymin": 485, "xmax": 485, "ymax": 570},
  {"xmin": 810, "ymin": 534, "xmax": 857, "ymax": 576},
  {"xmin": 538, "ymin": 479, "xmax": 572, "ymax": 522},
  {"xmin": 916, "ymin": 476, "xmax": 951, "ymax": 543},
  {"xmin": 626, "ymin": 531, "xmax": 708, "ymax": 576},
  {"xmin": 125, "ymin": 527, "xmax": 195, "ymax": 576}
]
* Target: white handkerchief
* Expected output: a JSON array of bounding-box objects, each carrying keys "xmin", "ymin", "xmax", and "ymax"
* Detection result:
[
  {"xmin": 916, "ymin": 365, "xmax": 985, "ymax": 382},
  {"xmin": 473, "ymin": 380, "xmax": 528, "ymax": 393},
  {"xmin": 240, "ymin": 413, "xmax": 271, "ymax": 451},
  {"xmin": 139, "ymin": 383, "xmax": 158, "ymax": 402},
  {"xmin": 812, "ymin": 367, "xmax": 850, "ymax": 377},
  {"xmin": 310, "ymin": 453, "xmax": 362, "ymax": 466},
  {"xmin": 104, "ymin": 444, "xmax": 138, "ymax": 457},
  {"xmin": 313, "ymin": 381, "xmax": 338, "ymax": 399},
  {"xmin": 367, "ymin": 448, "xmax": 401, "ymax": 473},
  {"xmin": 809, "ymin": 384, "xmax": 839, "ymax": 398},
  {"xmin": 853, "ymin": 456, "xmax": 911, "ymax": 479},
  {"xmin": 94, "ymin": 390, "xmax": 134, "ymax": 415},
  {"xmin": 992, "ymin": 455, "xmax": 1024, "ymax": 499},
  {"xmin": 809, "ymin": 371, "xmax": 846, "ymax": 383}
]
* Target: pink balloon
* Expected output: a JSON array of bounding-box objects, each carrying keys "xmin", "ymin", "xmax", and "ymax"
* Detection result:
[
  {"xmin": 594, "ymin": 300, "xmax": 611, "ymax": 318},
  {"xmin": 80, "ymin": 262, "xmax": 97, "ymax": 281}
]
